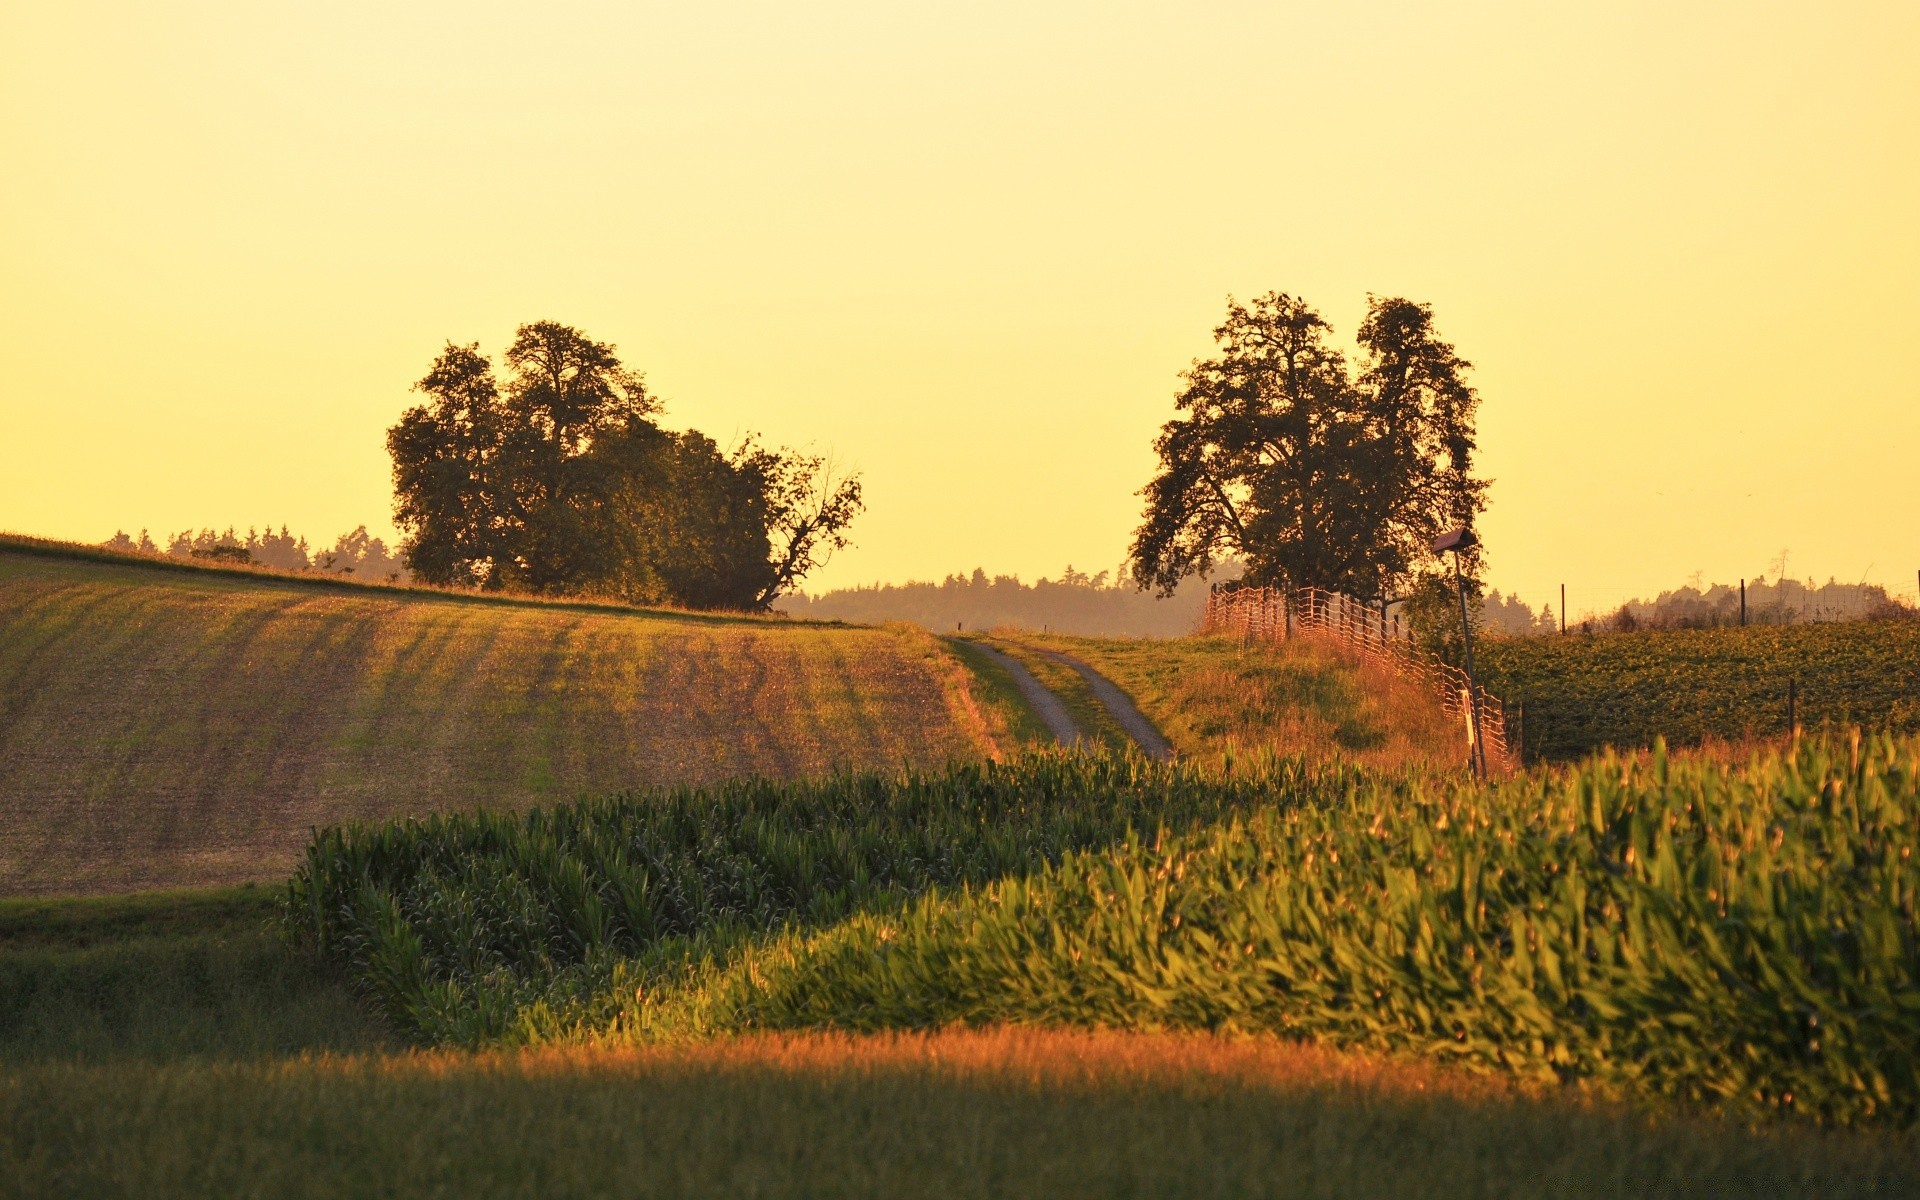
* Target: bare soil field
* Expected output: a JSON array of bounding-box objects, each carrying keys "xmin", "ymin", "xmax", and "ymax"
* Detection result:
[{"xmin": 0, "ymin": 548, "xmax": 997, "ymax": 896}]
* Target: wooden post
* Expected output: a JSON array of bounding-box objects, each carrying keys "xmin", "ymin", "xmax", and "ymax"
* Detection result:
[
  {"xmin": 1560, "ymin": 584, "xmax": 1566, "ymax": 635},
  {"xmin": 1740, "ymin": 579, "xmax": 1747, "ymax": 627},
  {"xmin": 1453, "ymin": 556, "xmax": 1486, "ymax": 780}
]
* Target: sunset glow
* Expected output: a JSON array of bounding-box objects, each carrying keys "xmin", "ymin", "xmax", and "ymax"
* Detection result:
[{"xmin": 3, "ymin": 2, "xmax": 1915, "ymax": 614}]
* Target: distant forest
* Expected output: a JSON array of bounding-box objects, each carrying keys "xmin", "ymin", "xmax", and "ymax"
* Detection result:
[
  {"xmin": 103, "ymin": 526, "xmax": 409, "ymax": 582},
  {"xmin": 776, "ymin": 565, "xmax": 1218, "ymax": 638},
  {"xmin": 1481, "ymin": 576, "xmax": 1914, "ymax": 636}
]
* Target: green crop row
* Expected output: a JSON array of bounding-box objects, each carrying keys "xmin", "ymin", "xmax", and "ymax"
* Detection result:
[
  {"xmin": 281, "ymin": 753, "xmax": 1281, "ymax": 1038},
  {"xmin": 1476, "ymin": 622, "xmax": 1920, "ymax": 760},
  {"xmin": 286, "ymin": 736, "xmax": 1920, "ymax": 1125}
]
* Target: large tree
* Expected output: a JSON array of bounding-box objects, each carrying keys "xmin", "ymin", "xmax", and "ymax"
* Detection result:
[
  {"xmin": 388, "ymin": 321, "xmax": 860, "ymax": 609},
  {"xmin": 1131, "ymin": 292, "xmax": 1486, "ymax": 602}
]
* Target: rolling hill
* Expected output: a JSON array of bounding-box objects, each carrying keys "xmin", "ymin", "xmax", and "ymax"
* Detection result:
[{"xmin": 0, "ymin": 539, "xmax": 1003, "ymax": 896}]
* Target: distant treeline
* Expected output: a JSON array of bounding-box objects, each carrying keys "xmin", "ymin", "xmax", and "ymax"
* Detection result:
[
  {"xmin": 1481, "ymin": 577, "xmax": 1914, "ymax": 637},
  {"xmin": 776, "ymin": 565, "xmax": 1218, "ymax": 637},
  {"xmin": 103, "ymin": 526, "xmax": 409, "ymax": 582}
]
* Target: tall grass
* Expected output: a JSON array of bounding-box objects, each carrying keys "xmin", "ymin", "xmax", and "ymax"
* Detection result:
[
  {"xmin": 285, "ymin": 736, "xmax": 1920, "ymax": 1125},
  {"xmin": 1018, "ymin": 632, "xmax": 1464, "ymax": 771}
]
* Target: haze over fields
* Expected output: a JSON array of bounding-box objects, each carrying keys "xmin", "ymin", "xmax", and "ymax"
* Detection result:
[{"xmin": 3, "ymin": 2, "xmax": 1915, "ymax": 615}]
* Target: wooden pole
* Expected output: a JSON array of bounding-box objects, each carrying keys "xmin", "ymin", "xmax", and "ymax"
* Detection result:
[
  {"xmin": 1560, "ymin": 584, "xmax": 1566, "ymax": 635},
  {"xmin": 1454, "ymin": 555, "xmax": 1486, "ymax": 780},
  {"xmin": 1740, "ymin": 579, "xmax": 1747, "ymax": 627}
]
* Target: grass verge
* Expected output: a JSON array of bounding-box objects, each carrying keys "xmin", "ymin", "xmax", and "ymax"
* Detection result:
[
  {"xmin": 6, "ymin": 1029, "xmax": 1913, "ymax": 1200},
  {"xmin": 0, "ymin": 886, "xmax": 391, "ymax": 1066},
  {"xmin": 974, "ymin": 636, "xmax": 1134, "ymax": 752},
  {"xmin": 1018, "ymin": 632, "xmax": 1462, "ymax": 770},
  {"xmin": 938, "ymin": 636, "xmax": 1057, "ymax": 751}
]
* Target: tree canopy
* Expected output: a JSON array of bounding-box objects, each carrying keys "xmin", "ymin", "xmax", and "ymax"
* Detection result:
[
  {"xmin": 388, "ymin": 321, "xmax": 860, "ymax": 609},
  {"xmin": 1130, "ymin": 292, "xmax": 1486, "ymax": 602}
]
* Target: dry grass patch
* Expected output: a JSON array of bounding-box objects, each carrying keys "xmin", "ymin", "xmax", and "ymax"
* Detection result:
[
  {"xmin": 1017, "ymin": 632, "xmax": 1465, "ymax": 771},
  {"xmin": 7, "ymin": 1028, "xmax": 1911, "ymax": 1200}
]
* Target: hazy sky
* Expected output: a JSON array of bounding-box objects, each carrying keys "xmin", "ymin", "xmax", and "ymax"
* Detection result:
[{"xmin": 4, "ymin": 1, "xmax": 1915, "ymax": 617}]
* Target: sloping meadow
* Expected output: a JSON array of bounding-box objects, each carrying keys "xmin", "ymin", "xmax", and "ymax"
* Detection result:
[{"xmin": 284, "ymin": 737, "xmax": 1920, "ymax": 1125}]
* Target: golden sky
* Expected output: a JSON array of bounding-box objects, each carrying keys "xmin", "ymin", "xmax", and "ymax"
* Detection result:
[{"xmin": 3, "ymin": 2, "xmax": 1915, "ymax": 616}]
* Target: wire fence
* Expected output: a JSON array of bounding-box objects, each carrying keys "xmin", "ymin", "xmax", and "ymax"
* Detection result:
[
  {"xmin": 1486, "ymin": 576, "xmax": 1920, "ymax": 637},
  {"xmin": 1203, "ymin": 585, "xmax": 1517, "ymax": 776}
]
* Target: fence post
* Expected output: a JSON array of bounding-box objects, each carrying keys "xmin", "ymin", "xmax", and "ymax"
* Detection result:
[
  {"xmin": 1741, "ymin": 579, "xmax": 1747, "ymax": 627},
  {"xmin": 1560, "ymin": 584, "xmax": 1566, "ymax": 635}
]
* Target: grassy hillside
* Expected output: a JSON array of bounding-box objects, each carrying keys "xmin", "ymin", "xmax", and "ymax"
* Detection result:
[
  {"xmin": 1003, "ymin": 632, "xmax": 1464, "ymax": 771},
  {"xmin": 1476, "ymin": 622, "xmax": 1920, "ymax": 760},
  {"xmin": 0, "ymin": 544, "xmax": 1004, "ymax": 896}
]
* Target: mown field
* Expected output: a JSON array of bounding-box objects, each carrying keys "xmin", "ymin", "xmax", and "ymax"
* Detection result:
[
  {"xmin": 1477, "ymin": 622, "xmax": 1920, "ymax": 760},
  {"xmin": 0, "ymin": 542, "xmax": 1005, "ymax": 896}
]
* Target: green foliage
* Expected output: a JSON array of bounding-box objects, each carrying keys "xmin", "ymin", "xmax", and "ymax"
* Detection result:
[
  {"xmin": 1131, "ymin": 292, "xmax": 1486, "ymax": 601},
  {"xmin": 282, "ymin": 754, "xmax": 1264, "ymax": 1042},
  {"xmin": 1402, "ymin": 569, "xmax": 1483, "ymax": 665},
  {"xmin": 0, "ymin": 887, "xmax": 390, "ymax": 1065},
  {"xmin": 288, "ymin": 738, "xmax": 1920, "ymax": 1125},
  {"xmin": 688, "ymin": 734, "xmax": 1920, "ymax": 1125},
  {"xmin": 1478, "ymin": 623, "xmax": 1920, "ymax": 759},
  {"xmin": 387, "ymin": 321, "xmax": 860, "ymax": 609}
]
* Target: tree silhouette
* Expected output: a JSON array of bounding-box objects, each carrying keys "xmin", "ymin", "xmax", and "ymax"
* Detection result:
[
  {"xmin": 388, "ymin": 321, "xmax": 859, "ymax": 609},
  {"xmin": 1131, "ymin": 292, "xmax": 1486, "ymax": 602}
]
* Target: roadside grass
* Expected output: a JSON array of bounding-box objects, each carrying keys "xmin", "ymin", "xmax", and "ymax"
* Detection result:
[
  {"xmin": 7, "ymin": 1028, "xmax": 1913, "ymax": 1200},
  {"xmin": 1016, "ymin": 632, "xmax": 1463, "ymax": 771},
  {"xmin": 1478, "ymin": 622, "xmax": 1920, "ymax": 760},
  {"xmin": 0, "ymin": 549, "xmax": 1002, "ymax": 896},
  {"xmin": 936, "ymin": 636, "xmax": 1056, "ymax": 752},
  {"xmin": 973, "ymin": 636, "xmax": 1134, "ymax": 753}
]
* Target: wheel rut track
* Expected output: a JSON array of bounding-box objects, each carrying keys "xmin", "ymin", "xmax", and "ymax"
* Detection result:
[
  {"xmin": 965, "ymin": 643, "xmax": 1081, "ymax": 747},
  {"xmin": 1031, "ymin": 648, "xmax": 1175, "ymax": 761},
  {"xmin": 969, "ymin": 640, "xmax": 1174, "ymax": 760}
]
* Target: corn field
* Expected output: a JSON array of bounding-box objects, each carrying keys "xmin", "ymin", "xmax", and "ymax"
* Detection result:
[
  {"xmin": 285, "ymin": 735, "xmax": 1920, "ymax": 1125},
  {"xmin": 1205, "ymin": 585, "xmax": 1516, "ymax": 772}
]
